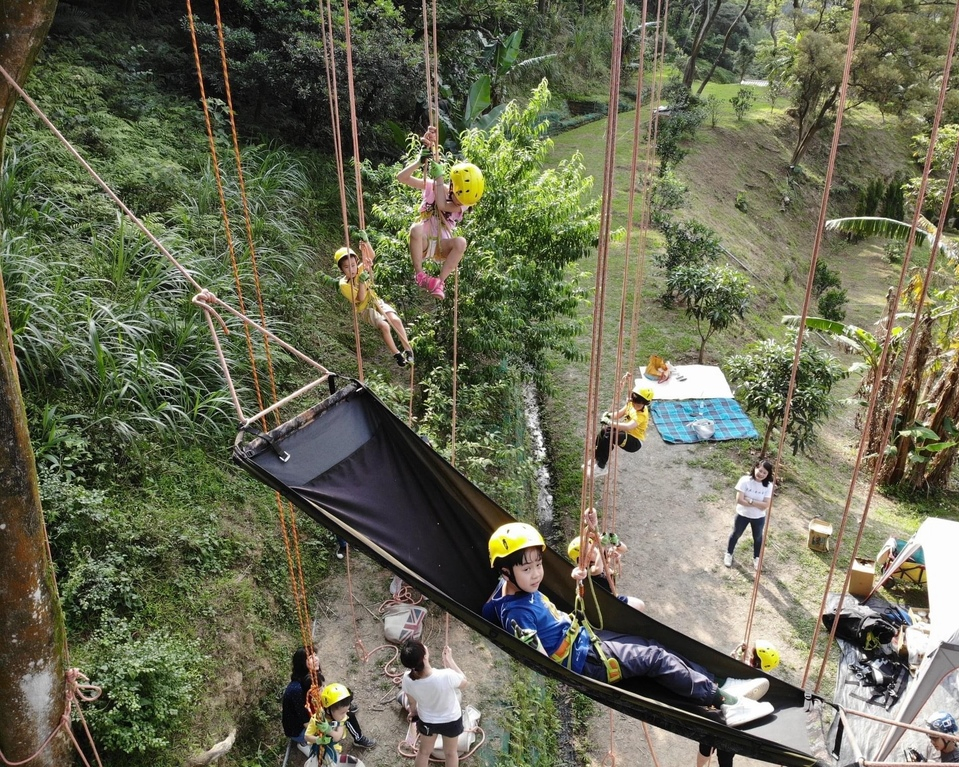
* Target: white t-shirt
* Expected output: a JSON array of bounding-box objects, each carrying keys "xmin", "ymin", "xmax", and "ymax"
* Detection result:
[
  {"xmin": 735, "ymin": 474, "xmax": 773, "ymax": 519},
  {"xmin": 401, "ymin": 668, "xmax": 464, "ymax": 724}
]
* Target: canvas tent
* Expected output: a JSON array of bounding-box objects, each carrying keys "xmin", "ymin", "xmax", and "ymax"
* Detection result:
[{"xmin": 872, "ymin": 517, "xmax": 959, "ymax": 759}]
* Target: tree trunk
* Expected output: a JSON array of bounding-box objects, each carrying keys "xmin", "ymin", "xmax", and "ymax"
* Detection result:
[
  {"xmin": 789, "ymin": 84, "xmax": 840, "ymax": 166},
  {"xmin": 683, "ymin": 0, "xmax": 723, "ymax": 88},
  {"xmin": 762, "ymin": 420, "xmax": 774, "ymax": 455},
  {"xmin": 696, "ymin": 0, "xmax": 752, "ymax": 94},
  {"xmin": 0, "ymin": 0, "xmax": 72, "ymax": 763},
  {"xmin": 0, "ymin": 0, "xmax": 58, "ymax": 165}
]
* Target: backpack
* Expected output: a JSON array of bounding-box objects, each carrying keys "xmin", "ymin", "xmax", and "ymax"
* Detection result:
[{"xmin": 822, "ymin": 603, "xmax": 898, "ymax": 650}]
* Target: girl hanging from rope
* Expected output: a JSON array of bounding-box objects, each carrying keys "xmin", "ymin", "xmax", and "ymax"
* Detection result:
[
  {"xmin": 335, "ymin": 240, "xmax": 414, "ymax": 367},
  {"xmin": 396, "ymin": 126, "xmax": 485, "ymax": 300},
  {"xmin": 567, "ymin": 507, "xmax": 645, "ymax": 611}
]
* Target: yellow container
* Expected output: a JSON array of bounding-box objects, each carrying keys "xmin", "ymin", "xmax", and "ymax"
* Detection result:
[{"xmin": 808, "ymin": 517, "xmax": 833, "ymax": 552}]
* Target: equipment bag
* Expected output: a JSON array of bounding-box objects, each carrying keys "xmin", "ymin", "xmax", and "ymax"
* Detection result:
[
  {"xmin": 383, "ymin": 603, "xmax": 428, "ymax": 644},
  {"xmin": 822, "ymin": 603, "xmax": 897, "ymax": 649}
]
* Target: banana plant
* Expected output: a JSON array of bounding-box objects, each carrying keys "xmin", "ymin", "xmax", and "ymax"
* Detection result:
[{"xmin": 825, "ymin": 215, "xmax": 956, "ymax": 258}]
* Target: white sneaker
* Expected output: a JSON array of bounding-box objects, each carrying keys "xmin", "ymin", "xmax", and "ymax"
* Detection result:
[
  {"xmin": 582, "ymin": 461, "xmax": 609, "ymax": 478},
  {"xmin": 753, "ymin": 557, "xmax": 760, "ymax": 571},
  {"xmin": 720, "ymin": 677, "xmax": 769, "ymax": 701},
  {"xmin": 721, "ymin": 698, "xmax": 774, "ymax": 727},
  {"xmin": 723, "ymin": 553, "xmax": 733, "ymax": 567}
]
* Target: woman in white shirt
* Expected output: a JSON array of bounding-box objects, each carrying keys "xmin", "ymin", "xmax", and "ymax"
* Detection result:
[
  {"xmin": 400, "ymin": 640, "xmax": 468, "ymax": 767},
  {"xmin": 724, "ymin": 459, "xmax": 775, "ymax": 571}
]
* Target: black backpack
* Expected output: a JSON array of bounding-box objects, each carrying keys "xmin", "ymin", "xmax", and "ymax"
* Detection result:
[{"xmin": 822, "ymin": 603, "xmax": 898, "ymax": 650}]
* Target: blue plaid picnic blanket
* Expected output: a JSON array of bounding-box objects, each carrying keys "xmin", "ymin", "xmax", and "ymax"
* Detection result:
[{"xmin": 650, "ymin": 398, "xmax": 758, "ymax": 444}]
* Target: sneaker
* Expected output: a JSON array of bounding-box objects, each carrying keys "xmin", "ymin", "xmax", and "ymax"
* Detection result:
[
  {"xmin": 721, "ymin": 698, "xmax": 774, "ymax": 728},
  {"xmin": 336, "ymin": 545, "xmax": 347, "ymax": 560},
  {"xmin": 582, "ymin": 461, "xmax": 608, "ymax": 478},
  {"xmin": 404, "ymin": 349, "xmax": 414, "ymax": 365},
  {"xmin": 723, "ymin": 553, "xmax": 733, "ymax": 568},
  {"xmin": 415, "ymin": 271, "xmax": 429, "ymax": 288},
  {"xmin": 349, "ymin": 700, "xmax": 359, "ymax": 714},
  {"xmin": 753, "ymin": 557, "xmax": 760, "ymax": 571},
  {"xmin": 721, "ymin": 677, "xmax": 770, "ymax": 701},
  {"xmin": 394, "ymin": 351, "xmax": 407, "ymax": 367},
  {"xmin": 426, "ymin": 276, "xmax": 445, "ymax": 299},
  {"xmin": 352, "ymin": 735, "xmax": 377, "ymax": 749}
]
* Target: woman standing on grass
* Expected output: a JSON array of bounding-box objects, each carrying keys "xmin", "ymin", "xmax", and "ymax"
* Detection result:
[{"xmin": 724, "ymin": 459, "xmax": 774, "ymax": 571}]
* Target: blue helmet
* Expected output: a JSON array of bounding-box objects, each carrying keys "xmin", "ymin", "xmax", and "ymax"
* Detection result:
[{"xmin": 927, "ymin": 712, "xmax": 958, "ymax": 734}]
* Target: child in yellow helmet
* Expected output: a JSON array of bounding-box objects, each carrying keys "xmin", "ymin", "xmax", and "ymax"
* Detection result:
[
  {"xmin": 585, "ymin": 384, "xmax": 653, "ymax": 478},
  {"xmin": 396, "ymin": 126, "xmax": 484, "ymax": 300},
  {"xmin": 335, "ymin": 240, "xmax": 414, "ymax": 368},
  {"xmin": 568, "ymin": 508, "xmax": 645, "ymax": 610},
  {"xmin": 305, "ymin": 683, "xmax": 368, "ymax": 765},
  {"xmin": 484, "ymin": 522, "xmax": 775, "ymax": 729}
]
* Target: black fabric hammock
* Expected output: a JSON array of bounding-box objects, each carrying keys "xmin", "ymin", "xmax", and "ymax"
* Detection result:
[{"xmin": 233, "ymin": 379, "xmax": 832, "ymax": 766}]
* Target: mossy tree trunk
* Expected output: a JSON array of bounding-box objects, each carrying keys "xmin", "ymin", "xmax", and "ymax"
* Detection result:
[{"xmin": 0, "ymin": 0, "xmax": 72, "ymax": 763}]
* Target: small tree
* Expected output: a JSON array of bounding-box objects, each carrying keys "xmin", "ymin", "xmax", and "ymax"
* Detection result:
[
  {"xmin": 667, "ymin": 263, "xmax": 751, "ymax": 362},
  {"xmin": 705, "ymin": 94, "xmax": 722, "ymax": 128},
  {"xmin": 729, "ymin": 87, "xmax": 756, "ymax": 120},
  {"xmin": 654, "ymin": 219, "xmax": 723, "ymax": 306},
  {"xmin": 817, "ymin": 286, "xmax": 848, "ymax": 321},
  {"xmin": 727, "ymin": 337, "xmax": 847, "ymax": 455}
]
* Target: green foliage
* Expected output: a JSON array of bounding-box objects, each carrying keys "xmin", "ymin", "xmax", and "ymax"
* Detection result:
[
  {"xmin": 650, "ymin": 169, "xmax": 689, "ymax": 226},
  {"xmin": 655, "ymin": 80, "xmax": 705, "ymax": 173},
  {"xmin": 812, "ymin": 260, "xmax": 842, "ymax": 297},
  {"xmin": 495, "ymin": 666, "xmax": 559, "ymax": 767},
  {"xmin": 727, "ymin": 336, "xmax": 847, "ymax": 455},
  {"xmin": 705, "ymin": 94, "xmax": 722, "ymax": 127},
  {"xmin": 368, "ymin": 81, "xmax": 598, "ymax": 406},
  {"xmin": 654, "ymin": 218, "xmax": 722, "ymax": 305},
  {"xmin": 82, "ymin": 622, "xmax": 205, "ymax": 754},
  {"xmin": 735, "ymin": 190, "xmax": 748, "ymax": 212},
  {"xmin": 667, "ymin": 263, "xmax": 751, "ymax": 362},
  {"xmin": 729, "ymin": 87, "xmax": 756, "ymax": 120},
  {"xmin": 856, "ymin": 177, "xmax": 885, "ymax": 217},
  {"xmin": 817, "ymin": 285, "xmax": 848, "ymax": 321}
]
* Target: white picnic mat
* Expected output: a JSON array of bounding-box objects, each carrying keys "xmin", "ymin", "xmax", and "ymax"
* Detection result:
[{"xmin": 636, "ymin": 364, "xmax": 734, "ymax": 401}]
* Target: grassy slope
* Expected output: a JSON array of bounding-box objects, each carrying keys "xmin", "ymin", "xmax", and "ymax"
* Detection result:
[{"xmin": 542, "ymin": 91, "xmax": 952, "ymax": 680}]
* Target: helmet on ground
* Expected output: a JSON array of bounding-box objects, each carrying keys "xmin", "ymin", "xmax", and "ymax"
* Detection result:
[
  {"xmin": 489, "ymin": 523, "xmax": 544, "ymax": 567},
  {"xmin": 334, "ymin": 247, "xmax": 356, "ymax": 267},
  {"xmin": 567, "ymin": 536, "xmax": 582, "ymax": 561},
  {"xmin": 450, "ymin": 163, "xmax": 484, "ymax": 206},
  {"xmin": 753, "ymin": 640, "xmax": 780, "ymax": 672},
  {"xmin": 320, "ymin": 683, "xmax": 351, "ymax": 710},
  {"xmin": 631, "ymin": 385, "xmax": 655, "ymax": 404},
  {"xmin": 927, "ymin": 712, "xmax": 958, "ymax": 734}
]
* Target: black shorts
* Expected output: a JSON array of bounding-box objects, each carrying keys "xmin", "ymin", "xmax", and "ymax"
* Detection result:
[{"xmin": 416, "ymin": 714, "xmax": 464, "ymax": 739}]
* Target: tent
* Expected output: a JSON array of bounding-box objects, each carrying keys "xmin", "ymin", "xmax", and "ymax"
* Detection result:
[{"xmin": 872, "ymin": 518, "xmax": 959, "ymax": 759}]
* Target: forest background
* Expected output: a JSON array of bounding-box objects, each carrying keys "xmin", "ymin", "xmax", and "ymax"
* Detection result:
[{"xmin": 2, "ymin": 0, "xmax": 959, "ymax": 763}]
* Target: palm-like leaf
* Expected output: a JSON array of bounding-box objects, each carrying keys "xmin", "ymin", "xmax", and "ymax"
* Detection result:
[{"xmin": 825, "ymin": 216, "xmax": 955, "ymax": 257}]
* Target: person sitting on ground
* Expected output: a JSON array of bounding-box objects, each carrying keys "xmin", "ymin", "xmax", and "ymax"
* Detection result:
[
  {"xmin": 482, "ymin": 522, "xmax": 775, "ymax": 728},
  {"xmin": 696, "ymin": 640, "xmax": 781, "ymax": 767},
  {"xmin": 926, "ymin": 712, "xmax": 959, "ymax": 762},
  {"xmin": 568, "ymin": 507, "xmax": 645, "ymax": 611},
  {"xmin": 396, "ymin": 125, "xmax": 484, "ymax": 300},
  {"xmin": 334, "ymin": 241, "xmax": 414, "ymax": 368},
  {"xmin": 585, "ymin": 384, "xmax": 653, "ymax": 478},
  {"xmin": 305, "ymin": 683, "xmax": 368, "ymax": 766},
  {"xmin": 282, "ymin": 647, "xmax": 376, "ymax": 756},
  {"xmin": 399, "ymin": 640, "xmax": 468, "ymax": 767}
]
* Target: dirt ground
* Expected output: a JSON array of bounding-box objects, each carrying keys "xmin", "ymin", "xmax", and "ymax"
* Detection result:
[{"xmin": 286, "ymin": 392, "xmax": 876, "ymax": 767}]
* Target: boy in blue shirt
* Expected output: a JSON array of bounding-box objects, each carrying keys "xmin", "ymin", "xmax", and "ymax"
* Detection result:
[{"xmin": 483, "ymin": 523, "xmax": 774, "ymax": 728}]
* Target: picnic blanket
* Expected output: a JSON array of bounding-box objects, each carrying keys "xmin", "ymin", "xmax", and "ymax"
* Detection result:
[
  {"xmin": 637, "ymin": 365, "xmax": 734, "ymax": 401},
  {"xmin": 651, "ymin": 398, "xmax": 759, "ymax": 444}
]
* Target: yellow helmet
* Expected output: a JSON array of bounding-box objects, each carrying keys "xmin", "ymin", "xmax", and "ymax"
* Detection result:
[
  {"xmin": 753, "ymin": 640, "xmax": 780, "ymax": 672},
  {"xmin": 567, "ymin": 536, "xmax": 582, "ymax": 561},
  {"xmin": 489, "ymin": 523, "xmax": 544, "ymax": 567},
  {"xmin": 450, "ymin": 162, "xmax": 484, "ymax": 206},
  {"xmin": 334, "ymin": 247, "xmax": 356, "ymax": 267},
  {"xmin": 631, "ymin": 385, "xmax": 654, "ymax": 404},
  {"xmin": 319, "ymin": 683, "xmax": 351, "ymax": 710}
]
